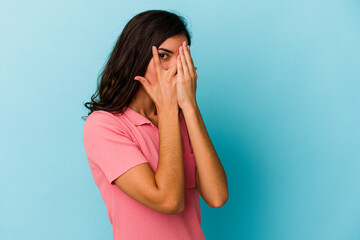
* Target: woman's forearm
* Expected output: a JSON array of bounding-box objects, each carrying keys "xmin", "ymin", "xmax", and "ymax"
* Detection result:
[{"xmin": 154, "ymin": 105, "xmax": 185, "ymax": 212}]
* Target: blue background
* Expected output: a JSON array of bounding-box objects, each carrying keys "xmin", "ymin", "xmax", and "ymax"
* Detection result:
[{"xmin": 1, "ymin": 0, "xmax": 359, "ymax": 239}]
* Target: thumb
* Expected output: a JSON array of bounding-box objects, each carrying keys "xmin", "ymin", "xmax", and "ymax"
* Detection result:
[{"xmin": 134, "ymin": 76, "xmax": 150, "ymax": 90}]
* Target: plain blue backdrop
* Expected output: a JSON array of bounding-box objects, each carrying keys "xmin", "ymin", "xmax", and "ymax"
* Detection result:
[{"xmin": 1, "ymin": 0, "xmax": 359, "ymax": 239}]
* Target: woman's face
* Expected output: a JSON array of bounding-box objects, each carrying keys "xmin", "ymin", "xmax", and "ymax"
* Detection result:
[{"xmin": 144, "ymin": 34, "xmax": 188, "ymax": 83}]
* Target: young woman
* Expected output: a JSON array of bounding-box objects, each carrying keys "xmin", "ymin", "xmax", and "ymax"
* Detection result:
[{"xmin": 82, "ymin": 10, "xmax": 228, "ymax": 239}]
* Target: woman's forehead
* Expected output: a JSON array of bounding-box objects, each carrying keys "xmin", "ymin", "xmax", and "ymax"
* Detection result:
[{"xmin": 159, "ymin": 34, "xmax": 188, "ymax": 50}]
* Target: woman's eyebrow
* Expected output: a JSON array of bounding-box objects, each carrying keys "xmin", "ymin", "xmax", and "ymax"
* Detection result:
[{"xmin": 158, "ymin": 48, "xmax": 174, "ymax": 54}]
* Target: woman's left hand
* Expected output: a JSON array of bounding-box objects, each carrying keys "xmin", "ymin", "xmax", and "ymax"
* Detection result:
[{"xmin": 176, "ymin": 41, "xmax": 198, "ymax": 110}]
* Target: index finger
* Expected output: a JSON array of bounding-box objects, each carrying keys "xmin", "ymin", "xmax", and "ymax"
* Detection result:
[
  {"xmin": 183, "ymin": 44, "xmax": 195, "ymax": 66},
  {"xmin": 152, "ymin": 46, "xmax": 163, "ymax": 74}
]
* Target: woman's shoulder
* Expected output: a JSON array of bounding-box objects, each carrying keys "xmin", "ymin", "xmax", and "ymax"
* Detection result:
[
  {"xmin": 86, "ymin": 109, "xmax": 116, "ymax": 120},
  {"xmin": 83, "ymin": 110, "xmax": 128, "ymax": 133},
  {"xmin": 86, "ymin": 110, "xmax": 127, "ymax": 121}
]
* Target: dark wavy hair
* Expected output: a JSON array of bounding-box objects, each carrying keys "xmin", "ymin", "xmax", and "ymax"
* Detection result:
[{"xmin": 81, "ymin": 10, "xmax": 192, "ymax": 121}]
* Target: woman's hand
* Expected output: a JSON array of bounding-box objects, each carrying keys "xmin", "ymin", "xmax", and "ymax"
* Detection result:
[
  {"xmin": 176, "ymin": 41, "xmax": 198, "ymax": 110},
  {"xmin": 134, "ymin": 46, "xmax": 178, "ymax": 111}
]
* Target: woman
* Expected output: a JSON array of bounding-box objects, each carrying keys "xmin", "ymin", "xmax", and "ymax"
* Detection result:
[{"xmin": 82, "ymin": 10, "xmax": 228, "ymax": 240}]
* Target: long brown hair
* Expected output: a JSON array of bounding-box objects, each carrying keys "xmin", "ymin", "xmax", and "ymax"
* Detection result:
[{"xmin": 81, "ymin": 10, "xmax": 192, "ymax": 120}]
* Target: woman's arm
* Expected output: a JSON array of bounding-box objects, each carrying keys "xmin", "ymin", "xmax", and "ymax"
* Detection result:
[
  {"xmin": 182, "ymin": 103, "xmax": 229, "ymax": 208},
  {"xmin": 176, "ymin": 41, "xmax": 228, "ymax": 207},
  {"xmin": 155, "ymin": 105, "xmax": 185, "ymax": 212}
]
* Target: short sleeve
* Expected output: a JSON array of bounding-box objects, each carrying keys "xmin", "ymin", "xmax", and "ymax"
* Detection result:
[{"xmin": 83, "ymin": 111, "xmax": 149, "ymax": 184}]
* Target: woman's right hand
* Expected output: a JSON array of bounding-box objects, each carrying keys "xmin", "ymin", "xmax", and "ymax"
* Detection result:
[{"xmin": 134, "ymin": 46, "xmax": 178, "ymax": 111}]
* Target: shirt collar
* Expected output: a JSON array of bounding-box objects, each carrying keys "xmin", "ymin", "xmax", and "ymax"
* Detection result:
[{"xmin": 123, "ymin": 107, "xmax": 152, "ymax": 126}]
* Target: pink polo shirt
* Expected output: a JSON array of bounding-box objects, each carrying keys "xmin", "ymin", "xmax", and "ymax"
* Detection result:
[{"xmin": 83, "ymin": 107, "xmax": 205, "ymax": 240}]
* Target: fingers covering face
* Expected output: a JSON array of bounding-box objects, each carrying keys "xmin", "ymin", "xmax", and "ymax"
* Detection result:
[
  {"xmin": 177, "ymin": 54, "xmax": 183, "ymax": 77},
  {"xmin": 152, "ymin": 46, "xmax": 162, "ymax": 76},
  {"xmin": 182, "ymin": 44, "xmax": 195, "ymax": 75},
  {"xmin": 179, "ymin": 46, "xmax": 190, "ymax": 77}
]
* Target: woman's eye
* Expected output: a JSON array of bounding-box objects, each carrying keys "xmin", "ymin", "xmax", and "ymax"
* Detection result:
[{"xmin": 159, "ymin": 53, "xmax": 168, "ymax": 59}]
